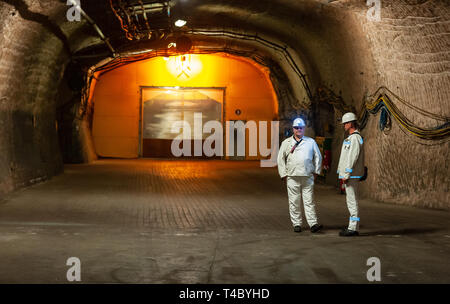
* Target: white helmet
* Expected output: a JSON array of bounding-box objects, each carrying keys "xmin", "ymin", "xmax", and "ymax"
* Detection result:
[
  {"xmin": 293, "ymin": 118, "xmax": 306, "ymax": 128},
  {"xmin": 342, "ymin": 112, "xmax": 357, "ymax": 124}
]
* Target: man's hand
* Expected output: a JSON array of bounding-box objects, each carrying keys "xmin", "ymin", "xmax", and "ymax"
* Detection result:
[
  {"xmin": 341, "ymin": 178, "xmax": 348, "ymax": 184},
  {"xmin": 313, "ymin": 173, "xmax": 318, "ymax": 180}
]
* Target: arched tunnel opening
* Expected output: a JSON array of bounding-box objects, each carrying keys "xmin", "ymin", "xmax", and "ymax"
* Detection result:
[
  {"xmin": 0, "ymin": 0, "xmax": 449, "ymax": 285},
  {"xmin": 69, "ymin": 52, "xmax": 281, "ymax": 160}
]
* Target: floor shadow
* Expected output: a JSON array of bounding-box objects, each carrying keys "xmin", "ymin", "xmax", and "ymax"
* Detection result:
[
  {"xmin": 319, "ymin": 226, "xmax": 443, "ymax": 236},
  {"xmin": 360, "ymin": 227, "xmax": 442, "ymax": 236},
  {"xmin": 321, "ymin": 225, "xmax": 348, "ymax": 230}
]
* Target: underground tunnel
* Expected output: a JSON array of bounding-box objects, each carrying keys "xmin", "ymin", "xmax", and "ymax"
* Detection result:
[{"xmin": 0, "ymin": 0, "xmax": 449, "ymax": 285}]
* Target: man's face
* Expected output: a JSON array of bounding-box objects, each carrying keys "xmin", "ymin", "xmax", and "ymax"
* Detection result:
[
  {"xmin": 344, "ymin": 122, "xmax": 351, "ymax": 132},
  {"xmin": 293, "ymin": 126, "xmax": 305, "ymax": 138}
]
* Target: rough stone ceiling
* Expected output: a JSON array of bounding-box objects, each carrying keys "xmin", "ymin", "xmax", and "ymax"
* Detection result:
[
  {"xmin": 3, "ymin": 0, "xmax": 444, "ymax": 61},
  {"xmin": 3, "ymin": 0, "xmax": 446, "ymax": 108},
  {"xmin": 0, "ymin": 0, "xmax": 374, "ymax": 82},
  {"xmin": 65, "ymin": 0, "xmax": 367, "ymax": 104},
  {"xmin": 0, "ymin": 0, "xmax": 368, "ymax": 55}
]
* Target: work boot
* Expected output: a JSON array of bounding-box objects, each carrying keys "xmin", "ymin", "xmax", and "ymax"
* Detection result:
[
  {"xmin": 310, "ymin": 224, "xmax": 323, "ymax": 233},
  {"xmin": 293, "ymin": 226, "xmax": 302, "ymax": 233},
  {"xmin": 339, "ymin": 229, "xmax": 359, "ymax": 237}
]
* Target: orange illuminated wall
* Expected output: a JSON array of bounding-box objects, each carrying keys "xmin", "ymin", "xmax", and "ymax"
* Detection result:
[{"xmin": 91, "ymin": 53, "xmax": 278, "ymax": 158}]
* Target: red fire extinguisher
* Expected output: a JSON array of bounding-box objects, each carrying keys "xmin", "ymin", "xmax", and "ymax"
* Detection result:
[{"xmin": 323, "ymin": 150, "xmax": 331, "ymax": 172}]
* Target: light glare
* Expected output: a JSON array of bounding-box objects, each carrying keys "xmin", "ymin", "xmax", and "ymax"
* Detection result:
[{"xmin": 175, "ymin": 19, "xmax": 187, "ymax": 27}]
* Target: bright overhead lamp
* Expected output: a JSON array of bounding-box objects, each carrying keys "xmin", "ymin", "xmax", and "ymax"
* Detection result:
[{"xmin": 175, "ymin": 19, "xmax": 187, "ymax": 27}]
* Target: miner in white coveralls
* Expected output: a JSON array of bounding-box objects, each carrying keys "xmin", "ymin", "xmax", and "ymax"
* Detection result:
[
  {"xmin": 277, "ymin": 118, "xmax": 323, "ymax": 233},
  {"xmin": 337, "ymin": 112, "xmax": 365, "ymax": 237}
]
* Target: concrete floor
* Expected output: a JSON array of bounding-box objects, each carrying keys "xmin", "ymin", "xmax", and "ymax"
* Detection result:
[{"xmin": 0, "ymin": 159, "xmax": 449, "ymax": 283}]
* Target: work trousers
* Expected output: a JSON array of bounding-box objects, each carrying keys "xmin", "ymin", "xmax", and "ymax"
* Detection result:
[
  {"xmin": 286, "ymin": 176, "xmax": 318, "ymax": 227},
  {"xmin": 345, "ymin": 179, "xmax": 360, "ymax": 231}
]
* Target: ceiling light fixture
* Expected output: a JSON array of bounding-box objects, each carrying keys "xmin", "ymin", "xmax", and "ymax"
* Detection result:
[{"xmin": 175, "ymin": 19, "xmax": 187, "ymax": 27}]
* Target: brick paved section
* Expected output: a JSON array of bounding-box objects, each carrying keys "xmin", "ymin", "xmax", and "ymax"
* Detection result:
[
  {"xmin": 0, "ymin": 159, "xmax": 449, "ymax": 283},
  {"xmin": 0, "ymin": 159, "xmax": 292, "ymax": 230}
]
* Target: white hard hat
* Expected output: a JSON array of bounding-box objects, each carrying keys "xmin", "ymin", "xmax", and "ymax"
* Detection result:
[
  {"xmin": 293, "ymin": 118, "xmax": 306, "ymax": 127},
  {"xmin": 342, "ymin": 112, "xmax": 357, "ymax": 124}
]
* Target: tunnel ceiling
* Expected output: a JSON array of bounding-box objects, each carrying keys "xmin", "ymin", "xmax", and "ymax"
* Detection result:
[
  {"xmin": 70, "ymin": 0, "xmax": 361, "ymax": 55},
  {"xmin": 2, "ymin": 0, "xmax": 447, "ymax": 112},
  {"xmin": 65, "ymin": 0, "xmax": 376, "ymax": 110},
  {"xmin": 1, "ymin": 0, "xmax": 390, "ymax": 111},
  {"xmin": 2, "ymin": 0, "xmax": 371, "ymax": 81},
  {"xmin": 4, "ymin": 0, "xmax": 446, "ymax": 126}
]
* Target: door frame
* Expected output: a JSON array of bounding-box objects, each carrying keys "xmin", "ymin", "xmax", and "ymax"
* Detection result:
[{"xmin": 138, "ymin": 86, "xmax": 227, "ymax": 158}]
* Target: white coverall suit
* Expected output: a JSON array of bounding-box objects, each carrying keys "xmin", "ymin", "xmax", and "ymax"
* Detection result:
[
  {"xmin": 337, "ymin": 131, "xmax": 365, "ymax": 231},
  {"xmin": 277, "ymin": 136, "xmax": 322, "ymax": 227}
]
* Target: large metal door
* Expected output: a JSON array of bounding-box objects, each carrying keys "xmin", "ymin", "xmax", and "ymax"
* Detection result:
[{"xmin": 140, "ymin": 87, "xmax": 224, "ymax": 158}]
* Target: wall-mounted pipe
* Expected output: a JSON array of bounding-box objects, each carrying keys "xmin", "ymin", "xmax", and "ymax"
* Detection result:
[
  {"xmin": 67, "ymin": 0, "xmax": 117, "ymax": 57},
  {"xmin": 187, "ymin": 29, "xmax": 313, "ymax": 100}
]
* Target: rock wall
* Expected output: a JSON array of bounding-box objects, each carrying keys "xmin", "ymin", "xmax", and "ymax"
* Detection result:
[
  {"xmin": 0, "ymin": 1, "xmax": 67, "ymax": 199},
  {"xmin": 255, "ymin": 0, "xmax": 449, "ymax": 208},
  {"xmin": 357, "ymin": 0, "xmax": 450, "ymax": 208},
  {"xmin": 308, "ymin": 1, "xmax": 449, "ymax": 209}
]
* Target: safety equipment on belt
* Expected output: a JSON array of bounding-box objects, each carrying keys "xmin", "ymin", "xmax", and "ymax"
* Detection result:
[
  {"xmin": 342, "ymin": 112, "xmax": 357, "ymax": 124},
  {"xmin": 360, "ymin": 166, "xmax": 368, "ymax": 181},
  {"xmin": 339, "ymin": 179, "xmax": 346, "ymax": 194},
  {"xmin": 293, "ymin": 118, "xmax": 306, "ymax": 127}
]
